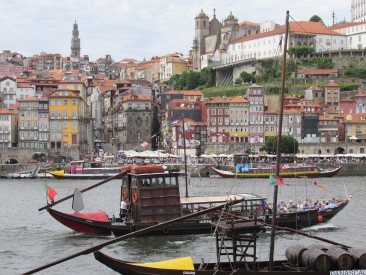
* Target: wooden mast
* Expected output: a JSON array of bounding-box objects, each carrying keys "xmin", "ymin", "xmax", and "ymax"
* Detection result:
[
  {"xmin": 269, "ymin": 10, "xmax": 290, "ymax": 270},
  {"xmin": 181, "ymin": 115, "xmax": 189, "ymax": 198}
]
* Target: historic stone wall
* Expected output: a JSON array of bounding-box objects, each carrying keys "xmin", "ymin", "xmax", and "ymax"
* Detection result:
[
  {"xmin": 0, "ymin": 148, "xmax": 39, "ymax": 164},
  {"xmin": 204, "ymin": 142, "xmax": 365, "ymax": 155}
]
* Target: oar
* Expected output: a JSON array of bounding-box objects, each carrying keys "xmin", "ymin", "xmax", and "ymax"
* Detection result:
[
  {"xmin": 22, "ymin": 198, "xmax": 245, "ymax": 275},
  {"xmin": 39, "ymin": 169, "xmax": 130, "ymax": 211}
]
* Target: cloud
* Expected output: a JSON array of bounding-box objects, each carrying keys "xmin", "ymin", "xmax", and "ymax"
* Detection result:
[{"xmin": 0, "ymin": 0, "xmax": 351, "ymax": 62}]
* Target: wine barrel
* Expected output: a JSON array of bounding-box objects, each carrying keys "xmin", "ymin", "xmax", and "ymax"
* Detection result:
[
  {"xmin": 326, "ymin": 247, "xmax": 353, "ymax": 270},
  {"xmin": 347, "ymin": 248, "xmax": 366, "ymax": 269},
  {"xmin": 302, "ymin": 248, "xmax": 331, "ymax": 271},
  {"xmin": 307, "ymin": 244, "xmax": 327, "ymax": 252},
  {"xmin": 285, "ymin": 245, "xmax": 308, "ymax": 265}
]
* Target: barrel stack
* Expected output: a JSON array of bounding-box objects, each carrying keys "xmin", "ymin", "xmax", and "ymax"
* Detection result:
[
  {"xmin": 347, "ymin": 248, "xmax": 366, "ymax": 269},
  {"xmin": 285, "ymin": 245, "xmax": 308, "ymax": 266},
  {"xmin": 285, "ymin": 244, "xmax": 366, "ymax": 271},
  {"xmin": 326, "ymin": 246, "xmax": 353, "ymax": 270}
]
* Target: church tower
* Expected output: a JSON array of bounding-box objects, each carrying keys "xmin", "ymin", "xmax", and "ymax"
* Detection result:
[
  {"xmin": 192, "ymin": 9, "xmax": 209, "ymax": 70},
  {"xmin": 71, "ymin": 21, "xmax": 81, "ymax": 57}
]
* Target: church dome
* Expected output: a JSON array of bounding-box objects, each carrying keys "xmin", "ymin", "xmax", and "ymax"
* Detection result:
[
  {"xmin": 197, "ymin": 9, "xmax": 207, "ymax": 18},
  {"xmin": 227, "ymin": 11, "xmax": 235, "ymax": 20}
]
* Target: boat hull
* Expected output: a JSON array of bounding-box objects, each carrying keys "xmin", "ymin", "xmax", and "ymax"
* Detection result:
[
  {"xmin": 48, "ymin": 199, "xmax": 348, "ymax": 236},
  {"xmin": 94, "ymin": 251, "xmax": 357, "ymax": 275},
  {"xmin": 48, "ymin": 208, "xmax": 214, "ymax": 236},
  {"xmin": 211, "ymin": 166, "xmax": 341, "ymax": 178},
  {"xmin": 49, "ymin": 172, "xmax": 121, "ymax": 180},
  {"xmin": 265, "ymin": 200, "xmax": 349, "ymax": 229}
]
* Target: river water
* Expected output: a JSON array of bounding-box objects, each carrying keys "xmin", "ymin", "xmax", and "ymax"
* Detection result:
[{"xmin": 1, "ymin": 175, "xmax": 365, "ymax": 274}]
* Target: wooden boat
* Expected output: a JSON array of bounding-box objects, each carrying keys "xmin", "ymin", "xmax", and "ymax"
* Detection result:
[
  {"xmin": 47, "ymin": 163, "xmax": 348, "ymax": 235},
  {"xmin": 94, "ymin": 218, "xmax": 366, "ymax": 274},
  {"xmin": 48, "ymin": 169, "xmax": 120, "ymax": 179},
  {"xmin": 47, "ymin": 164, "xmax": 270, "ymax": 236},
  {"xmin": 265, "ymin": 199, "xmax": 349, "ymax": 229},
  {"xmin": 211, "ymin": 154, "xmax": 341, "ymax": 178},
  {"xmin": 48, "ymin": 160, "xmax": 122, "ymax": 179}
]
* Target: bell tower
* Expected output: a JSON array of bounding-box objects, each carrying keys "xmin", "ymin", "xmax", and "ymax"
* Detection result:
[
  {"xmin": 71, "ymin": 20, "xmax": 81, "ymax": 57},
  {"xmin": 192, "ymin": 9, "xmax": 209, "ymax": 70}
]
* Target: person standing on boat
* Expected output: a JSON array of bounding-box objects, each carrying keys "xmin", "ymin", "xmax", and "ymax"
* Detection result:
[{"xmin": 120, "ymin": 199, "xmax": 128, "ymax": 221}]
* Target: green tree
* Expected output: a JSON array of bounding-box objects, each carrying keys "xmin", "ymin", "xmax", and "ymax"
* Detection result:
[
  {"xmin": 239, "ymin": 71, "xmax": 256, "ymax": 83},
  {"xmin": 234, "ymin": 78, "xmax": 243, "ymax": 84},
  {"xmin": 200, "ymin": 67, "xmax": 216, "ymax": 87},
  {"xmin": 309, "ymin": 15, "xmax": 323, "ymax": 22},
  {"xmin": 186, "ymin": 71, "xmax": 201, "ymax": 89},
  {"xmin": 263, "ymin": 135, "xmax": 299, "ymax": 154},
  {"xmin": 287, "ymin": 46, "xmax": 315, "ymax": 58},
  {"xmin": 316, "ymin": 57, "xmax": 334, "ymax": 69}
]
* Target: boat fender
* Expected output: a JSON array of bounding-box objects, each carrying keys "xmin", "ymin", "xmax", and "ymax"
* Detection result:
[
  {"xmin": 132, "ymin": 193, "xmax": 138, "ymax": 203},
  {"xmin": 130, "ymin": 225, "xmax": 136, "ymax": 232},
  {"xmin": 317, "ymin": 215, "xmax": 323, "ymax": 222},
  {"xmin": 122, "ymin": 191, "xmax": 127, "ymax": 200},
  {"xmin": 162, "ymin": 226, "xmax": 169, "ymax": 234}
]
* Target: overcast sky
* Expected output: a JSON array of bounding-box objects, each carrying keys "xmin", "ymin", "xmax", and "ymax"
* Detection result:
[{"xmin": 1, "ymin": 0, "xmax": 351, "ymax": 62}]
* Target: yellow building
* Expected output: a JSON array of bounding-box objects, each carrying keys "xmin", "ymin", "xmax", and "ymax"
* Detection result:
[
  {"xmin": 49, "ymin": 89, "xmax": 85, "ymax": 152},
  {"xmin": 344, "ymin": 113, "xmax": 366, "ymax": 144}
]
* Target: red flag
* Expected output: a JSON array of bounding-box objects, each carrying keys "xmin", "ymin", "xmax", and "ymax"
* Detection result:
[
  {"xmin": 276, "ymin": 178, "xmax": 284, "ymax": 185},
  {"xmin": 47, "ymin": 187, "xmax": 57, "ymax": 203}
]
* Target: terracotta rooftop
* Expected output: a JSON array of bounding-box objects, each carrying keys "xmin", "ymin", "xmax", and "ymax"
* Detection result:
[
  {"xmin": 298, "ymin": 69, "xmax": 338, "ymax": 74},
  {"xmin": 326, "ymin": 81, "xmax": 340, "ymax": 87},
  {"xmin": 206, "ymin": 96, "xmax": 248, "ymax": 104},
  {"xmin": 122, "ymin": 93, "xmax": 151, "ymax": 102},
  {"xmin": 234, "ymin": 21, "xmax": 344, "ymax": 44},
  {"xmin": 344, "ymin": 113, "xmax": 366, "ymax": 123}
]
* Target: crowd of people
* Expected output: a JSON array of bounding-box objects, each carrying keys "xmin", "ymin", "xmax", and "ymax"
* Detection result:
[{"xmin": 265, "ymin": 198, "xmax": 339, "ymax": 214}]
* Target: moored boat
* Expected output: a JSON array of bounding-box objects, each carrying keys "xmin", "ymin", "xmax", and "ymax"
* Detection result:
[
  {"xmin": 211, "ymin": 153, "xmax": 341, "ymax": 178},
  {"xmin": 48, "ymin": 160, "xmax": 122, "ymax": 179},
  {"xmin": 94, "ymin": 218, "xmax": 366, "ymax": 274}
]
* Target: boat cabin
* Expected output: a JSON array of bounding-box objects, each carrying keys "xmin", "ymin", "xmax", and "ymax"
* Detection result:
[
  {"xmin": 120, "ymin": 165, "xmax": 182, "ymax": 223},
  {"xmin": 120, "ymin": 165, "xmax": 267, "ymax": 225}
]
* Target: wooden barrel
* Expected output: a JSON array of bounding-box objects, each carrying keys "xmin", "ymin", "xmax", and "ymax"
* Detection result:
[
  {"xmin": 285, "ymin": 245, "xmax": 308, "ymax": 265},
  {"xmin": 326, "ymin": 247, "xmax": 353, "ymax": 270},
  {"xmin": 302, "ymin": 248, "xmax": 331, "ymax": 271},
  {"xmin": 307, "ymin": 244, "xmax": 327, "ymax": 251},
  {"xmin": 347, "ymin": 248, "xmax": 366, "ymax": 269}
]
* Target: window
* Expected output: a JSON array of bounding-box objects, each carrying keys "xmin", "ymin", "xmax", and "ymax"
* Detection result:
[
  {"xmin": 72, "ymin": 100, "xmax": 77, "ymax": 106},
  {"xmin": 211, "ymin": 109, "xmax": 216, "ymax": 115},
  {"xmin": 64, "ymin": 99, "xmax": 68, "ymax": 106}
]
